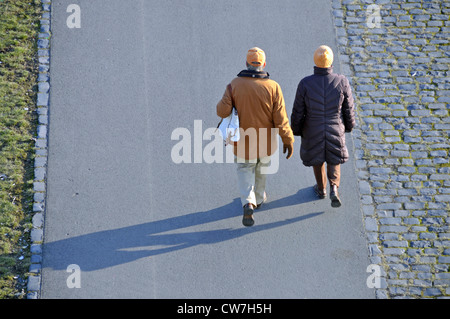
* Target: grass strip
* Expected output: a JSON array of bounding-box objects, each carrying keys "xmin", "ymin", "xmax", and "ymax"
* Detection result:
[{"xmin": 0, "ymin": 0, "xmax": 41, "ymax": 298}]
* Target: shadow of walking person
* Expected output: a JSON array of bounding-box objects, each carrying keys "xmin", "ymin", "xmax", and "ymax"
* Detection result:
[
  {"xmin": 262, "ymin": 187, "xmax": 318, "ymax": 211},
  {"xmin": 43, "ymin": 195, "xmax": 323, "ymax": 272}
]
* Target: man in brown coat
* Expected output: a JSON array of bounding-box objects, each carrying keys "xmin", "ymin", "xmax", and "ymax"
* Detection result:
[
  {"xmin": 291, "ymin": 45, "xmax": 355, "ymax": 208},
  {"xmin": 217, "ymin": 47, "xmax": 294, "ymax": 226}
]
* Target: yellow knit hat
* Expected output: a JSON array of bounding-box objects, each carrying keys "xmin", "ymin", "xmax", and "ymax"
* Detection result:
[
  {"xmin": 314, "ymin": 45, "xmax": 333, "ymax": 68},
  {"xmin": 247, "ymin": 47, "xmax": 266, "ymax": 67}
]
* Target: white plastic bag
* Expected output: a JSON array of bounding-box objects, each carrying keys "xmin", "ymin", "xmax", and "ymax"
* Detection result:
[{"xmin": 217, "ymin": 107, "xmax": 240, "ymax": 146}]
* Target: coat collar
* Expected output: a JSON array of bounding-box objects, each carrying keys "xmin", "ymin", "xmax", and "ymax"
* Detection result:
[
  {"xmin": 314, "ymin": 66, "xmax": 333, "ymax": 75},
  {"xmin": 237, "ymin": 69, "xmax": 270, "ymax": 78}
]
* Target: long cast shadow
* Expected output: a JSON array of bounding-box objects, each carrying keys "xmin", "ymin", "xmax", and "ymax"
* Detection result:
[
  {"xmin": 43, "ymin": 188, "xmax": 323, "ymax": 272},
  {"xmin": 263, "ymin": 186, "xmax": 318, "ymax": 210}
]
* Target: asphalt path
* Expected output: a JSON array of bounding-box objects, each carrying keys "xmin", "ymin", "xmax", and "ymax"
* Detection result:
[{"xmin": 41, "ymin": 0, "xmax": 375, "ymax": 298}]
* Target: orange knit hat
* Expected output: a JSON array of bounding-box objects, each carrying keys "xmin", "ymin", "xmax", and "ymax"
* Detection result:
[
  {"xmin": 246, "ymin": 47, "xmax": 266, "ymax": 67},
  {"xmin": 314, "ymin": 45, "xmax": 334, "ymax": 68}
]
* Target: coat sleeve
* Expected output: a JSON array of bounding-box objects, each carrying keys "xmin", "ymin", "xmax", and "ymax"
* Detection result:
[
  {"xmin": 272, "ymin": 84, "xmax": 294, "ymax": 146},
  {"xmin": 216, "ymin": 84, "xmax": 233, "ymax": 119},
  {"xmin": 341, "ymin": 77, "xmax": 355, "ymax": 133},
  {"xmin": 291, "ymin": 81, "xmax": 306, "ymax": 137}
]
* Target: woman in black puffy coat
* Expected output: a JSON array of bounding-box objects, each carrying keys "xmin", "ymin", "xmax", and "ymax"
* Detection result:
[{"xmin": 291, "ymin": 45, "xmax": 355, "ymax": 207}]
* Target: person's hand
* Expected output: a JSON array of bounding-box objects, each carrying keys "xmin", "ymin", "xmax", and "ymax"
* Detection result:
[{"xmin": 283, "ymin": 143, "xmax": 293, "ymax": 159}]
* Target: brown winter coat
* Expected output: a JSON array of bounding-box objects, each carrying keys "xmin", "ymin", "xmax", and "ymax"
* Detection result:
[
  {"xmin": 217, "ymin": 70, "xmax": 294, "ymax": 160},
  {"xmin": 291, "ymin": 67, "xmax": 355, "ymax": 166}
]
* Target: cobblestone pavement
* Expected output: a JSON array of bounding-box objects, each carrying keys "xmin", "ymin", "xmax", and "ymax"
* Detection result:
[
  {"xmin": 332, "ymin": 0, "xmax": 450, "ymax": 298},
  {"xmin": 27, "ymin": 0, "xmax": 51, "ymax": 299}
]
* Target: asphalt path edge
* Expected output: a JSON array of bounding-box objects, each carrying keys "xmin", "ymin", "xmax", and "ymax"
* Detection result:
[{"xmin": 26, "ymin": 0, "xmax": 374, "ymax": 300}]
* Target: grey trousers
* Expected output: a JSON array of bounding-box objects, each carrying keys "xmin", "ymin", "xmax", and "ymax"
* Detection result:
[{"xmin": 235, "ymin": 156, "xmax": 271, "ymax": 207}]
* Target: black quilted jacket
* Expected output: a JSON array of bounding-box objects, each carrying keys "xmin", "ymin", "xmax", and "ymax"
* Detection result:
[{"xmin": 291, "ymin": 66, "xmax": 355, "ymax": 166}]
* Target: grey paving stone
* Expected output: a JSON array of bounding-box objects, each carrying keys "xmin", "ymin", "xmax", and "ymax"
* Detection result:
[{"xmin": 334, "ymin": 0, "xmax": 450, "ymax": 299}]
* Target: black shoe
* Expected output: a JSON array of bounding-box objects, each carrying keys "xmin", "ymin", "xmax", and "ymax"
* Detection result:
[
  {"xmin": 314, "ymin": 184, "xmax": 327, "ymax": 199},
  {"xmin": 330, "ymin": 185, "xmax": 341, "ymax": 208},
  {"xmin": 242, "ymin": 203, "xmax": 255, "ymax": 227}
]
